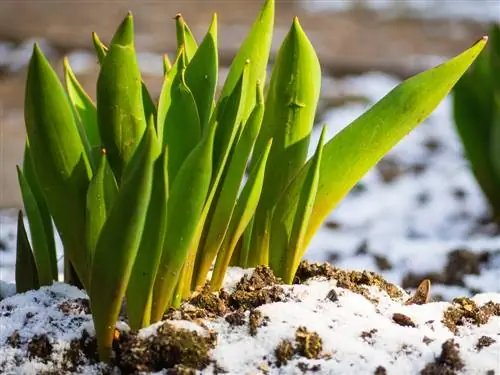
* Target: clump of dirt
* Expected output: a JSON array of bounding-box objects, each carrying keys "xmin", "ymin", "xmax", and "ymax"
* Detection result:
[
  {"xmin": 476, "ymin": 336, "xmax": 496, "ymax": 351},
  {"xmin": 374, "ymin": 365, "xmax": 387, "ymax": 375},
  {"xmin": 114, "ymin": 322, "xmax": 217, "ymax": 373},
  {"xmin": 62, "ymin": 330, "xmax": 99, "ymax": 372},
  {"xmin": 420, "ymin": 339, "xmax": 464, "ymax": 374},
  {"xmin": 27, "ymin": 334, "xmax": 52, "ymax": 361},
  {"xmin": 402, "ymin": 249, "xmax": 491, "ymax": 292},
  {"xmin": 59, "ymin": 298, "xmax": 90, "ymax": 315},
  {"xmin": 295, "ymin": 261, "xmax": 402, "ymax": 301},
  {"xmin": 275, "ymin": 326, "xmax": 325, "ymax": 367},
  {"xmin": 189, "ymin": 285, "xmax": 228, "ymax": 316},
  {"xmin": 360, "ymin": 328, "xmax": 378, "ymax": 344},
  {"xmin": 164, "ymin": 266, "xmax": 286, "ymax": 323},
  {"xmin": 225, "ymin": 310, "xmax": 246, "ymax": 326},
  {"xmin": 249, "ymin": 309, "xmax": 269, "ymax": 336},
  {"xmin": 442, "ymin": 297, "xmax": 500, "ymax": 334},
  {"xmin": 392, "ymin": 313, "xmax": 416, "ymax": 328},
  {"xmin": 228, "ymin": 266, "xmax": 287, "ymax": 310}
]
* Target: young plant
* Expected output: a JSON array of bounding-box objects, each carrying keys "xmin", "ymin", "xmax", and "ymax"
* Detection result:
[
  {"xmin": 452, "ymin": 24, "xmax": 500, "ymax": 222},
  {"xmin": 15, "ymin": 0, "xmax": 485, "ymax": 362}
]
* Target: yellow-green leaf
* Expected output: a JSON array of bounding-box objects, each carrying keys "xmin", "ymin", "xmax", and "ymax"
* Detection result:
[
  {"xmin": 126, "ymin": 147, "xmax": 169, "ymax": 330},
  {"xmin": 151, "ymin": 123, "xmax": 215, "ymax": 322},
  {"xmin": 249, "ymin": 17, "xmax": 321, "ymax": 266},
  {"xmin": 25, "ymin": 43, "xmax": 92, "ymax": 288},
  {"xmin": 96, "ymin": 13, "xmax": 147, "ymax": 182},
  {"xmin": 211, "ymin": 138, "xmax": 272, "ymax": 290},
  {"xmin": 90, "ymin": 122, "xmax": 159, "ymax": 361}
]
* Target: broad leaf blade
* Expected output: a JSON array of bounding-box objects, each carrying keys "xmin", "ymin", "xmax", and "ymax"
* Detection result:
[
  {"xmin": 270, "ymin": 126, "xmax": 325, "ymax": 284},
  {"xmin": 25, "ymin": 43, "xmax": 92, "ymax": 287},
  {"xmin": 23, "ymin": 142, "xmax": 57, "ymax": 280},
  {"xmin": 453, "ymin": 34, "xmax": 500, "ymax": 216},
  {"xmin": 96, "ymin": 13, "xmax": 147, "ymax": 182},
  {"xmin": 157, "ymin": 48, "xmax": 201, "ymax": 182},
  {"xmin": 85, "ymin": 150, "xmax": 118, "ymax": 265},
  {"xmin": 249, "ymin": 17, "xmax": 321, "ymax": 266},
  {"xmin": 211, "ymin": 139, "xmax": 272, "ymax": 290},
  {"xmin": 90, "ymin": 122, "xmax": 159, "ymax": 361},
  {"xmin": 181, "ymin": 64, "xmax": 249, "ymax": 292},
  {"xmin": 275, "ymin": 37, "xmax": 488, "ymax": 261},
  {"xmin": 194, "ymin": 82, "xmax": 264, "ymax": 286},
  {"xmin": 218, "ymin": 0, "xmax": 274, "ymax": 122},
  {"xmin": 63, "ymin": 57, "xmax": 100, "ymax": 150},
  {"xmin": 15, "ymin": 210, "xmax": 40, "ymax": 293},
  {"xmin": 185, "ymin": 13, "xmax": 218, "ymax": 134},
  {"xmin": 151, "ymin": 124, "xmax": 215, "ymax": 322},
  {"xmin": 126, "ymin": 147, "xmax": 169, "ymax": 330}
]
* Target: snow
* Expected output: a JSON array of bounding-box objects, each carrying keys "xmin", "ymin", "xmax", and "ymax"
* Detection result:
[{"xmin": 0, "ymin": 271, "xmax": 498, "ymax": 374}]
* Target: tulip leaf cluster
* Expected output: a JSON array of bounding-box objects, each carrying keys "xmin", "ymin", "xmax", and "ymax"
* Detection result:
[{"xmin": 14, "ymin": 0, "xmax": 486, "ymax": 361}]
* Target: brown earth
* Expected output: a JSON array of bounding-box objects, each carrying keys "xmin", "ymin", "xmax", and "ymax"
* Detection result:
[{"xmin": 0, "ymin": 0, "xmax": 489, "ymax": 208}]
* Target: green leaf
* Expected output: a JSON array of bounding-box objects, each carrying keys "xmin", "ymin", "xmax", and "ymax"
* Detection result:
[
  {"xmin": 90, "ymin": 121, "xmax": 159, "ymax": 362},
  {"xmin": 157, "ymin": 48, "xmax": 201, "ymax": 183},
  {"xmin": 17, "ymin": 166, "xmax": 54, "ymax": 286},
  {"xmin": 185, "ymin": 13, "xmax": 218, "ymax": 134},
  {"xmin": 25, "ymin": 43, "xmax": 92, "ymax": 288},
  {"xmin": 211, "ymin": 138, "xmax": 273, "ymax": 290},
  {"xmin": 92, "ymin": 32, "xmax": 108, "ymax": 64},
  {"xmin": 181, "ymin": 64, "xmax": 249, "ymax": 293},
  {"xmin": 249, "ymin": 17, "xmax": 321, "ymax": 266},
  {"xmin": 22, "ymin": 142, "xmax": 58, "ymax": 280},
  {"xmin": 92, "ymin": 29, "xmax": 156, "ymax": 125},
  {"xmin": 453, "ymin": 31, "xmax": 500, "ymax": 219},
  {"xmin": 63, "ymin": 57, "xmax": 100, "ymax": 161},
  {"xmin": 15, "ymin": 210, "xmax": 40, "ymax": 293},
  {"xmin": 126, "ymin": 147, "xmax": 169, "ymax": 330},
  {"xmin": 276, "ymin": 37, "xmax": 488, "ymax": 264},
  {"xmin": 175, "ymin": 14, "xmax": 198, "ymax": 62},
  {"xmin": 85, "ymin": 149, "xmax": 118, "ymax": 266},
  {"xmin": 96, "ymin": 13, "xmax": 147, "ymax": 182},
  {"xmin": 194, "ymin": 82, "xmax": 264, "ymax": 287},
  {"xmin": 163, "ymin": 53, "xmax": 172, "ymax": 75},
  {"xmin": 218, "ymin": 0, "xmax": 274, "ymax": 122},
  {"xmin": 151, "ymin": 122, "xmax": 215, "ymax": 322},
  {"xmin": 270, "ymin": 126, "xmax": 325, "ymax": 284}
]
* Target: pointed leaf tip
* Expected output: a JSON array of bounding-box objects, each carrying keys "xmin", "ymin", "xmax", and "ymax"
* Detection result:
[{"xmin": 111, "ymin": 12, "xmax": 135, "ymax": 46}]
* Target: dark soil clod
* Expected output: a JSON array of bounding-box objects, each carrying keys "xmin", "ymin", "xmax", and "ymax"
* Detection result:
[
  {"xmin": 27, "ymin": 334, "xmax": 53, "ymax": 360},
  {"xmin": 420, "ymin": 339, "xmax": 465, "ymax": 374},
  {"xmin": 476, "ymin": 336, "xmax": 496, "ymax": 351},
  {"xmin": 115, "ymin": 322, "xmax": 217, "ymax": 373},
  {"xmin": 393, "ymin": 313, "xmax": 416, "ymax": 328}
]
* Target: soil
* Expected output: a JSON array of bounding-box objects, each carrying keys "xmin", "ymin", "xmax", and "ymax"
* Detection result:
[{"xmin": 2, "ymin": 262, "xmax": 498, "ymax": 374}]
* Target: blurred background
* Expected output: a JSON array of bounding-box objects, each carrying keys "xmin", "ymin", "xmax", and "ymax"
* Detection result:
[{"xmin": 0, "ymin": 0, "xmax": 496, "ymax": 209}]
